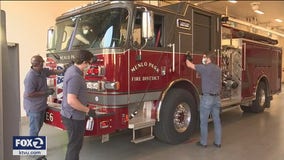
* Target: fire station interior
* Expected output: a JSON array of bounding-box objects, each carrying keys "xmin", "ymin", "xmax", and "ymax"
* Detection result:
[{"xmin": 1, "ymin": 1, "xmax": 284, "ymax": 160}]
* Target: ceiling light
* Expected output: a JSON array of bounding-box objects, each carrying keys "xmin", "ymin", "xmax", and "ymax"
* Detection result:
[
  {"xmin": 254, "ymin": 10, "xmax": 264, "ymax": 14},
  {"xmin": 228, "ymin": 0, "xmax": 237, "ymax": 3},
  {"xmin": 275, "ymin": 19, "xmax": 283, "ymax": 23},
  {"xmin": 251, "ymin": 2, "xmax": 264, "ymax": 15}
]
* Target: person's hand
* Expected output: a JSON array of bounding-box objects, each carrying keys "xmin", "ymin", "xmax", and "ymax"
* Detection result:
[
  {"xmin": 87, "ymin": 108, "xmax": 96, "ymax": 117},
  {"xmin": 186, "ymin": 54, "xmax": 193, "ymax": 62},
  {"xmin": 45, "ymin": 88, "xmax": 55, "ymax": 96}
]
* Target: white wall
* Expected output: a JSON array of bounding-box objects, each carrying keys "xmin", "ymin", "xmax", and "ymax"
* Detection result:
[{"xmin": 1, "ymin": 1, "xmax": 91, "ymax": 117}]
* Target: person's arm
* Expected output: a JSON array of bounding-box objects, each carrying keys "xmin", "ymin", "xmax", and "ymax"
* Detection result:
[
  {"xmin": 24, "ymin": 76, "xmax": 53, "ymax": 97},
  {"xmin": 27, "ymin": 89, "xmax": 54, "ymax": 97},
  {"xmin": 49, "ymin": 69, "xmax": 64, "ymax": 75},
  {"xmin": 67, "ymin": 93, "xmax": 90, "ymax": 113},
  {"xmin": 26, "ymin": 91, "xmax": 47, "ymax": 97},
  {"xmin": 48, "ymin": 63, "xmax": 73, "ymax": 75},
  {"xmin": 75, "ymin": 34, "xmax": 90, "ymax": 45},
  {"xmin": 186, "ymin": 59, "xmax": 196, "ymax": 70}
]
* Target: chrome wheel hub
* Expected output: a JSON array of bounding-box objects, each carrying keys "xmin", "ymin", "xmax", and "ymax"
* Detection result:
[
  {"xmin": 259, "ymin": 89, "xmax": 266, "ymax": 106},
  {"xmin": 173, "ymin": 102, "xmax": 191, "ymax": 133}
]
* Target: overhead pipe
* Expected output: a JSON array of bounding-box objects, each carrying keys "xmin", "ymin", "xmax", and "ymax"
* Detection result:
[
  {"xmin": 205, "ymin": 3, "xmax": 284, "ymax": 38},
  {"xmin": 227, "ymin": 17, "xmax": 284, "ymax": 38}
]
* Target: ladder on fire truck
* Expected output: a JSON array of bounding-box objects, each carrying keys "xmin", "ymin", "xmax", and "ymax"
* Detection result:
[{"xmin": 129, "ymin": 117, "xmax": 155, "ymax": 143}]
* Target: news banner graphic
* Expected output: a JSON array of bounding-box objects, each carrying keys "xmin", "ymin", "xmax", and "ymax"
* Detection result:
[{"xmin": 13, "ymin": 136, "xmax": 47, "ymax": 156}]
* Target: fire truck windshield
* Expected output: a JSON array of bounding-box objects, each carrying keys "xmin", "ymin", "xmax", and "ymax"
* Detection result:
[{"xmin": 51, "ymin": 8, "xmax": 129, "ymax": 51}]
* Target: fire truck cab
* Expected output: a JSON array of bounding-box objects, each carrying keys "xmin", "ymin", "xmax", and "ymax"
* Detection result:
[{"xmin": 44, "ymin": 1, "xmax": 282, "ymax": 144}]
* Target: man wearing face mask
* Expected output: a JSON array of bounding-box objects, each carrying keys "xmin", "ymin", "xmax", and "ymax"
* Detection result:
[
  {"xmin": 61, "ymin": 50, "xmax": 96, "ymax": 160},
  {"xmin": 185, "ymin": 52, "xmax": 222, "ymax": 148},
  {"xmin": 74, "ymin": 23, "xmax": 93, "ymax": 46}
]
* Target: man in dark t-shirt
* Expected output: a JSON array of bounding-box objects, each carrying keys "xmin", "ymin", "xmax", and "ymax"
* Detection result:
[
  {"xmin": 61, "ymin": 50, "xmax": 96, "ymax": 160},
  {"xmin": 24, "ymin": 55, "xmax": 63, "ymax": 136},
  {"xmin": 186, "ymin": 52, "xmax": 222, "ymax": 148}
]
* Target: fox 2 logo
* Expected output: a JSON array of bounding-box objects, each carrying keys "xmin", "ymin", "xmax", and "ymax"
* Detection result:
[{"xmin": 13, "ymin": 136, "xmax": 46, "ymax": 150}]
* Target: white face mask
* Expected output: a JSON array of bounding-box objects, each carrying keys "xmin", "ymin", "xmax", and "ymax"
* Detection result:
[
  {"xmin": 83, "ymin": 29, "xmax": 89, "ymax": 35},
  {"xmin": 83, "ymin": 63, "xmax": 91, "ymax": 75},
  {"xmin": 202, "ymin": 58, "xmax": 207, "ymax": 64},
  {"xmin": 84, "ymin": 64, "xmax": 90, "ymax": 71}
]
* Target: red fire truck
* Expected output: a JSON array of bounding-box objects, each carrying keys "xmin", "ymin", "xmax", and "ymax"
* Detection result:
[{"xmin": 44, "ymin": 1, "xmax": 282, "ymax": 144}]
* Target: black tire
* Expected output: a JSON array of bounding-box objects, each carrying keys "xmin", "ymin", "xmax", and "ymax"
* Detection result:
[
  {"xmin": 154, "ymin": 88, "xmax": 198, "ymax": 144},
  {"xmin": 251, "ymin": 82, "xmax": 269, "ymax": 113},
  {"xmin": 240, "ymin": 105, "xmax": 252, "ymax": 112},
  {"xmin": 36, "ymin": 156, "xmax": 47, "ymax": 160},
  {"xmin": 240, "ymin": 82, "xmax": 269, "ymax": 113}
]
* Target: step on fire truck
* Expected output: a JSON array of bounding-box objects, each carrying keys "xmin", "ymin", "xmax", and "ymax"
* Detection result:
[{"xmin": 44, "ymin": 1, "xmax": 282, "ymax": 144}]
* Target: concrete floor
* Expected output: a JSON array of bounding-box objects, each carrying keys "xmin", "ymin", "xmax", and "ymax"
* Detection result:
[{"xmin": 20, "ymin": 90, "xmax": 284, "ymax": 160}]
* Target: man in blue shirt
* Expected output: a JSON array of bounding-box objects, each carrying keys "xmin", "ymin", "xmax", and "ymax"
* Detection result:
[
  {"xmin": 24, "ymin": 55, "xmax": 64, "ymax": 136},
  {"xmin": 186, "ymin": 52, "xmax": 222, "ymax": 148}
]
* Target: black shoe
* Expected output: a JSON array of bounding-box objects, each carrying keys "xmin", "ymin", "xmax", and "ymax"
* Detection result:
[
  {"xmin": 36, "ymin": 155, "xmax": 47, "ymax": 160},
  {"xmin": 196, "ymin": 141, "xmax": 207, "ymax": 148},
  {"xmin": 213, "ymin": 142, "xmax": 221, "ymax": 148}
]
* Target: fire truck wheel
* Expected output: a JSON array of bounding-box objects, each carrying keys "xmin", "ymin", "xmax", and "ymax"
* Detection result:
[
  {"xmin": 154, "ymin": 88, "xmax": 197, "ymax": 144},
  {"xmin": 240, "ymin": 105, "xmax": 252, "ymax": 112},
  {"xmin": 251, "ymin": 81, "xmax": 269, "ymax": 113}
]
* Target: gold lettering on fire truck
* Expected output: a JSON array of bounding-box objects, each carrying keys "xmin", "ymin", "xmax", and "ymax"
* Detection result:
[
  {"xmin": 131, "ymin": 62, "xmax": 159, "ymax": 73},
  {"xmin": 59, "ymin": 55, "xmax": 75, "ymax": 60},
  {"xmin": 131, "ymin": 61, "xmax": 160, "ymax": 82},
  {"xmin": 131, "ymin": 76, "xmax": 160, "ymax": 81}
]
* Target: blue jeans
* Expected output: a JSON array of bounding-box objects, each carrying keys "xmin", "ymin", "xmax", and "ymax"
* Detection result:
[
  {"xmin": 199, "ymin": 95, "xmax": 222, "ymax": 145},
  {"xmin": 27, "ymin": 111, "xmax": 45, "ymax": 136}
]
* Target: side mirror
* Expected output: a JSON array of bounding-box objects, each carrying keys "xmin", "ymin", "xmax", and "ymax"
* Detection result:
[
  {"xmin": 47, "ymin": 27, "xmax": 54, "ymax": 50},
  {"xmin": 142, "ymin": 10, "xmax": 154, "ymax": 40}
]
